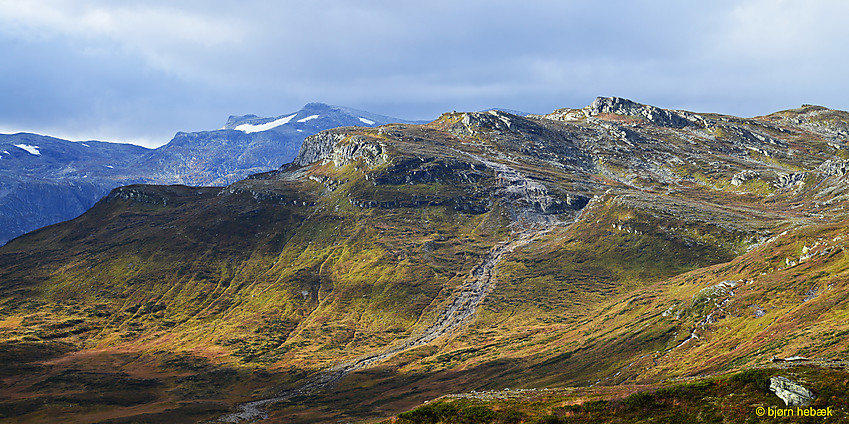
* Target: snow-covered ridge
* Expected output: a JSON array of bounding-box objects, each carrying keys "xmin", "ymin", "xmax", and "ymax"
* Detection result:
[
  {"xmin": 297, "ymin": 114, "xmax": 320, "ymax": 123},
  {"xmin": 235, "ymin": 114, "xmax": 297, "ymax": 133},
  {"xmin": 14, "ymin": 144, "xmax": 41, "ymax": 155}
]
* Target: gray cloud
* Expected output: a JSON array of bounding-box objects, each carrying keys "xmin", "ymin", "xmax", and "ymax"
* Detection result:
[{"xmin": 1, "ymin": 0, "xmax": 847, "ymax": 147}]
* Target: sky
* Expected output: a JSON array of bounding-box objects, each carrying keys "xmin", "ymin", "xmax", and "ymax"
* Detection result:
[{"xmin": 1, "ymin": 0, "xmax": 848, "ymax": 148}]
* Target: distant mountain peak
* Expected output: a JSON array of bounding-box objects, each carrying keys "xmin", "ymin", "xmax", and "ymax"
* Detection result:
[
  {"xmin": 302, "ymin": 101, "xmax": 335, "ymax": 109},
  {"xmin": 223, "ymin": 103, "xmax": 427, "ymax": 134},
  {"xmin": 0, "ymin": 104, "xmax": 427, "ymax": 245}
]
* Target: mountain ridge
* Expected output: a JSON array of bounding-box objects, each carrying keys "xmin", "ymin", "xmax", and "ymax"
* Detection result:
[{"xmin": 0, "ymin": 103, "xmax": 423, "ymax": 245}]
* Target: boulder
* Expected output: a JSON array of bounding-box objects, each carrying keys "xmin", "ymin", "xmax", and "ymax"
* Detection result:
[{"xmin": 769, "ymin": 376, "xmax": 816, "ymax": 406}]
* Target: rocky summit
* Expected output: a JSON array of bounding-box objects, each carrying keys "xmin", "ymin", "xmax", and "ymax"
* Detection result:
[{"xmin": 1, "ymin": 97, "xmax": 849, "ymax": 423}]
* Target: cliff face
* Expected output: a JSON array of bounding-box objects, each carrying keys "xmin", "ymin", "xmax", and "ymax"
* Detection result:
[
  {"xmin": 2, "ymin": 98, "xmax": 849, "ymax": 423},
  {"xmin": 0, "ymin": 177, "xmax": 111, "ymax": 244}
]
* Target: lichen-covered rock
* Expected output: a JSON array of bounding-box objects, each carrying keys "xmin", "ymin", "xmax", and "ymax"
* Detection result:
[
  {"xmin": 294, "ymin": 132, "xmax": 348, "ymax": 166},
  {"xmin": 817, "ymin": 159, "xmax": 849, "ymax": 177},
  {"xmin": 731, "ymin": 170, "xmax": 760, "ymax": 186},
  {"xmin": 769, "ymin": 376, "xmax": 816, "ymax": 406},
  {"xmin": 774, "ymin": 172, "xmax": 808, "ymax": 189},
  {"xmin": 294, "ymin": 131, "xmax": 386, "ymax": 168}
]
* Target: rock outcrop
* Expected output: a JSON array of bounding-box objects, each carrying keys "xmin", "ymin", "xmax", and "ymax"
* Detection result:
[
  {"xmin": 294, "ymin": 131, "xmax": 387, "ymax": 168},
  {"xmin": 731, "ymin": 170, "xmax": 760, "ymax": 186},
  {"xmin": 293, "ymin": 132, "xmax": 349, "ymax": 166},
  {"xmin": 817, "ymin": 159, "xmax": 849, "ymax": 177},
  {"xmin": 774, "ymin": 172, "xmax": 808, "ymax": 189},
  {"xmin": 769, "ymin": 376, "xmax": 816, "ymax": 406},
  {"xmin": 584, "ymin": 97, "xmax": 693, "ymax": 128}
]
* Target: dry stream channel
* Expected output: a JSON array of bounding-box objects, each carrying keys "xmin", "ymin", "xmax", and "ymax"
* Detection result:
[{"xmin": 216, "ymin": 229, "xmax": 548, "ymax": 423}]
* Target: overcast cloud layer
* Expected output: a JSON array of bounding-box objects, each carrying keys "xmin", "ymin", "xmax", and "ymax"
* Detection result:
[{"xmin": 1, "ymin": 0, "xmax": 847, "ymax": 147}]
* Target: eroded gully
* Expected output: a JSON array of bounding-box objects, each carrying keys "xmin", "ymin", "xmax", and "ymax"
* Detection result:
[{"xmin": 215, "ymin": 227, "xmax": 552, "ymax": 423}]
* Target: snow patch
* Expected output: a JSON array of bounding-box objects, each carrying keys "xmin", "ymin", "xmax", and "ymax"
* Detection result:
[
  {"xmin": 782, "ymin": 356, "xmax": 809, "ymax": 361},
  {"xmin": 235, "ymin": 114, "xmax": 296, "ymax": 133},
  {"xmin": 297, "ymin": 114, "xmax": 319, "ymax": 123},
  {"xmin": 296, "ymin": 129, "xmax": 303, "ymax": 132},
  {"xmin": 106, "ymin": 165, "xmax": 114, "ymax": 169},
  {"xmin": 81, "ymin": 143, "xmax": 90, "ymax": 147},
  {"xmin": 14, "ymin": 144, "xmax": 40, "ymax": 155},
  {"xmin": 358, "ymin": 117, "xmax": 375, "ymax": 125}
]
